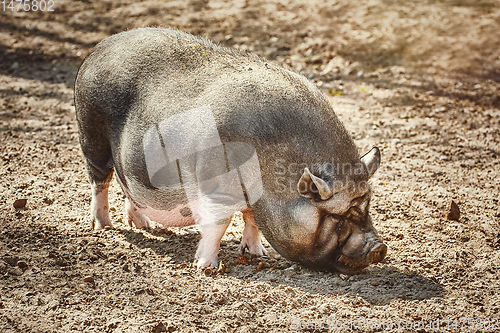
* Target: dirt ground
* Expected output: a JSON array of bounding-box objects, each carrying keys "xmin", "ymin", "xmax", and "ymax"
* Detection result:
[{"xmin": 1, "ymin": 0, "xmax": 499, "ymax": 332}]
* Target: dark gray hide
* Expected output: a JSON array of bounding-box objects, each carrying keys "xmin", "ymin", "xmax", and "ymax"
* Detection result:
[{"xmin": 75, "ymin": 28, "xmax": 386, "ymax": 273}]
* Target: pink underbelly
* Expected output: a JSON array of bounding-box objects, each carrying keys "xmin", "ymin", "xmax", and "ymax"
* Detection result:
[{"xmin": 138, "ymin": 204, "xmax": 196, "ymax": 228}]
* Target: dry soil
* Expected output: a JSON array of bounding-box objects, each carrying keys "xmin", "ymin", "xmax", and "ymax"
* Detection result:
[{"xmin": 1, "ymin": 0, "xmax": 499, "ymax": 332}]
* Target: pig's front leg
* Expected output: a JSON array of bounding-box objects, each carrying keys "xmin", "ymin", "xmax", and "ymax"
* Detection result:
[
  {"xmin": 125, "ymin": 198, "xmax": 152, "ymax": 229},
  {"xmin": 240, "ymin": 209, "xmax": 267, "ymax": 257},
  {"xmin": 195, "ymin": 219, "xmax": 231, "ymax": 268}
]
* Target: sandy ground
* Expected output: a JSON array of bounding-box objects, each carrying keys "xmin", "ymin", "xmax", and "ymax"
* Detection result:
[{"xmin": 1, "ymin": 0, "xmax": 500, "ymax": 332}]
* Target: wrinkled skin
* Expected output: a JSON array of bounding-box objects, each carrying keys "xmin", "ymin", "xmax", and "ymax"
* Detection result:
[{"xmin": 253, "ymin": 147, "xmax": 387, "ymax": 274}]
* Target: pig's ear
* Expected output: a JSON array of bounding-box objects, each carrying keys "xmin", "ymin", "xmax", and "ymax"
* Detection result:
[
  {"xmin": 361, "ymin": 146, "xmax": 381, "ymax": 178},
  {"xmin": 297, "ymin": 168, "xmax": 333, "ymax": 200}
]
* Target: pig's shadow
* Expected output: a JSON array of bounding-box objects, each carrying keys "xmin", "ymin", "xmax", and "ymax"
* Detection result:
[
  {"xmin": 119, "ymin": 228, "xmax": 444, "ymax": 305},
  {"xmin": 118, "ymin": 227, "xmax": 202, "ymax": 265},
  {"xmin": 248, "ymin": 265, "xmax": 446, "ymax": 305}
]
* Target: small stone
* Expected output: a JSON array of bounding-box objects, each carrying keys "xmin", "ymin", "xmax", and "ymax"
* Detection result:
[
  {"xmin": 17, "ymin": 261, "xmax": 28, "ymax": 268},
  {"xmin": 444, "ymin": 200, "xmax": 460, "ymax": 221},
  {"xmin": 10, "ymin": 62, "xmax": 19, "ymax": 70},
  {"xmin": 13, "ymin": 199, "xmax": 27, "ymax": 209},
  {"xmin": 256, "ymin": 262, "xmax": 267, "ymax": 271},
  {"xmin": 439, "ymin": 155, "xmax": 450, "ymax": 161},
  {"xmin": 217, "ymin": 261, "xmax": 227, "ymax": 275},
  {"xmin": 122, "ymin": 263, "xmax": 130, "ymax": 272},
  {"xmin": 370, "ymin": 280, "xmax": 379, "ymax": 286},
  {"xmin": 83, "ymin": 276, "xmax": 94, "ymax": 283}
]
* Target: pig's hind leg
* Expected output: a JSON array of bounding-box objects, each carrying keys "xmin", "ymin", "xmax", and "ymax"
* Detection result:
[
  {"xmin": 78, "ymin": 107, "xmax": 115, "ymax": 230},
  {"xmin": 89, "ymin": 181, "xmax": 113, "ymax": 230},
  {"xmin": 240, "ymin": 209, "xmax": 267, "ymax": 257},
  {"xmin": 85, "ymin": 158, "xmax": 114, "ymax": 230}
]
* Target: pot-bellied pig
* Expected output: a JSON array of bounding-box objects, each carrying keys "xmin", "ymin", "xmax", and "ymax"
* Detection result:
[{"xmin": 75, "ymin": 28, "xmax": 386, "ymax": 273}]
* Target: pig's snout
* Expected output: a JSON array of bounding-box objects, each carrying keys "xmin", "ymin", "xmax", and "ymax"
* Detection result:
[
  {"xmin": 368, "ymin": 242, "xmax": 387, "ymax": 264},
  {"xmin": 334, "ymin": 230, "xmax": 387, "ymax": 273}
]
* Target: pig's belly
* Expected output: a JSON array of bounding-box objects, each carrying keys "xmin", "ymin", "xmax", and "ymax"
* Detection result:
[{"xmin": 138, "ymin": 204, "xmax": 196, "ymax": 228}]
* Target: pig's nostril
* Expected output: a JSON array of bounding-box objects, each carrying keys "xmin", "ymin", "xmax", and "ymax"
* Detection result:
[{"xmin": 369, "ymin": 243, "xmax": 387, "ymax": 263}]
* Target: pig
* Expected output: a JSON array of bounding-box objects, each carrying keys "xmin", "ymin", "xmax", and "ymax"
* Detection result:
[{"xmin": 74, "ymin": 27, "xmax": 386, "ymax": 273}]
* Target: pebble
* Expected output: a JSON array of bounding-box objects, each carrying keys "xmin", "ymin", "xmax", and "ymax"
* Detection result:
[
  {"xmin": 439, "ymin": 155, "xmax": 450, "ymax": 161},
  {"xmin": 13, "ymin": 199, "xmax": 27, "ymax": 209},
  {"xmin": 370, "ymin": 280, "xmax": 380, "ymax": 286},
  {"xmin": 257, "ymin": 262, "xmax": 267, "ymax": 271},
  {"xmin": 17, "ymin": 261, "xmax": 28, "ymax": 268},
  {"xmin": 444, "ymin": 200, "xmax": 460, "ymax": 221},
  {"xmin": 218, "ymin": 261, "xmax": 227, "ymax": 275},
  {"xmin": 83, "ymin": 276, "xmax": 94, "ymax": 283}
]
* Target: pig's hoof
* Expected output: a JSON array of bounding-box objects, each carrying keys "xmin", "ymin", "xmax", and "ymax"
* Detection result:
[
  {"xmin": 125, "ymin": 199, "xmax": 152, "ymax": 229},
  {"xmin": 127, "ymin": 214, "xmax": 152, "ymax": 229},
  {"xmin": 195, "ymin": 245, "xmax": 219, "ymax": 268},
  {"xmin": 240, "ymin": 238, "xmax": 268, "ymax": 257},
  {"xmin": 91, "ymin": 217, "xmax": 113, "ymax": 230},
  {"xmin": 195, "ymin": 257, "xmax": 218, "ymax": 269}
]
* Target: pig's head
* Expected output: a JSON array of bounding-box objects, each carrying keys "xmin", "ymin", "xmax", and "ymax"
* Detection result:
[{"xmin": 259, "ymin": 147, "xmax": 386, "ymax": 274}]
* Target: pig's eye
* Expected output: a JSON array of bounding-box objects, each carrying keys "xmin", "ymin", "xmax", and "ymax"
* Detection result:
[
  {"xmin": 345, "ymin": 196, "xmax": 370, "ymax": 223},
  {"xmin": 345, "ymin": 206, "xmax": 365, "ymax": 223}
]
